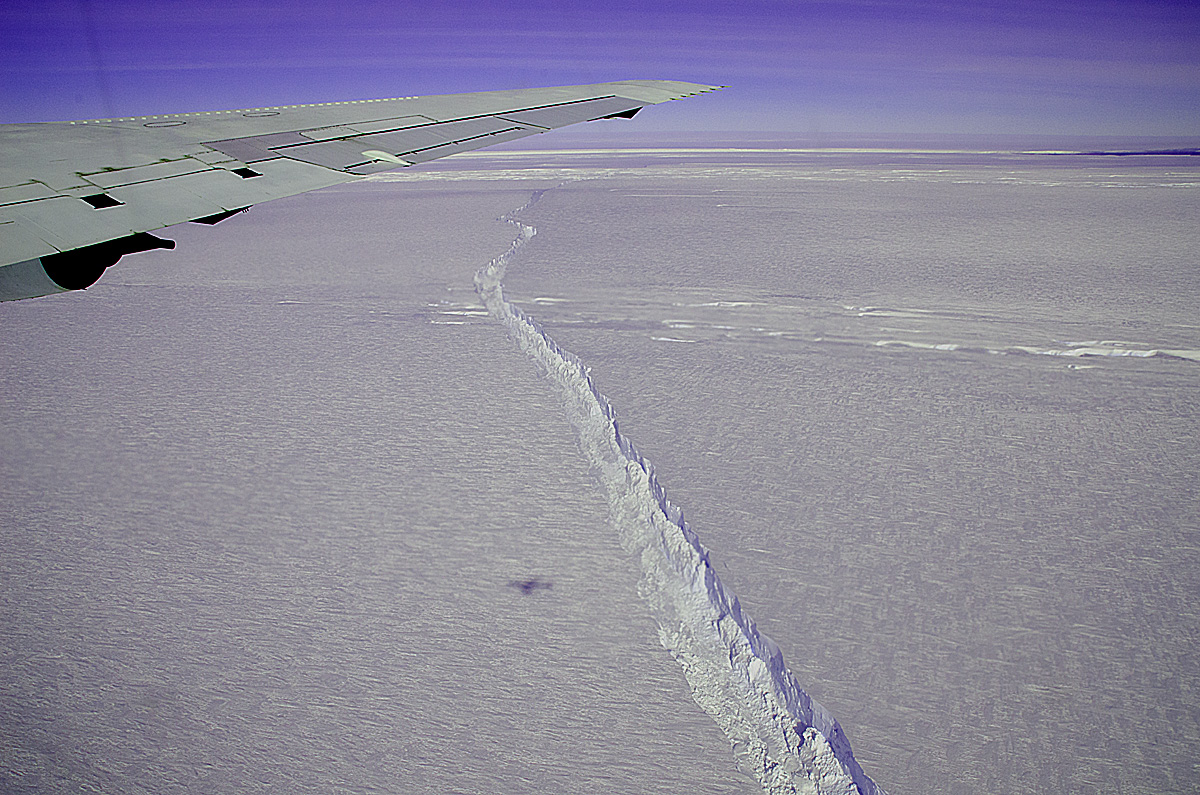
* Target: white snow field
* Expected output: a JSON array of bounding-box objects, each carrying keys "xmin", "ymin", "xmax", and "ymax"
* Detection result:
[{"xmin": 3, "ymin": 142, "xmax": 1199, "ymax": 794}]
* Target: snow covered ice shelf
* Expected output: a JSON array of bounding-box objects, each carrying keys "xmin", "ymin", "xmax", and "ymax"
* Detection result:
[
  {"xmin": 487, "ymin": 147, "xmax": 1200, "ymax": 794},
  {"xmin": 0, "ymin": 187, "xmax": 759, "ymax": 794},
  {"xmin": 3, "ymin": 145, "xmax": 1199, "ymax": 795}
]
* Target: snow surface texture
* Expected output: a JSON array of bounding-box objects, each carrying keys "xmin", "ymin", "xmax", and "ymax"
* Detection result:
[{"xmin": 475, "ymin": 190, "xmax": 886, "ymax": 795}]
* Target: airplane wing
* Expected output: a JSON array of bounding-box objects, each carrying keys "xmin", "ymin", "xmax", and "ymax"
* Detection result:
[{"xmin": 0, "ymin": 79, "xmax": 720, "ymax": 301}]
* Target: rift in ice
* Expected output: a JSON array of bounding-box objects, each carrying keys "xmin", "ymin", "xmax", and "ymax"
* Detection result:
[{"xmin": 475, "ymin": 189, "xmax": 887, "ymax": 795}]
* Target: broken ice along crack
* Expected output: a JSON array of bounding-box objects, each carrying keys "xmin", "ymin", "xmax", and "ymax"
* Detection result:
[{"xmin": 470, "ymin": 189, "xmax": 888, "ymax": 795}]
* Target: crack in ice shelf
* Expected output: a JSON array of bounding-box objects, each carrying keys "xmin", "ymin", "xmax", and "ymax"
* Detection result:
[{"xmin": 473, "ymin": 190, "xmax": 888, "ymax": 795}]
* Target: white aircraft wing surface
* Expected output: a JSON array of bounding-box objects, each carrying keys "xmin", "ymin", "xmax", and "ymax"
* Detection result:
[{"xmin": 0, "ymin": 80, "xmax": 719, "ymax": 300}]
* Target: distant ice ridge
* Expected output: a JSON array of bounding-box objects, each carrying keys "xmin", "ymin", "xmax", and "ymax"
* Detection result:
[
  {"xmin": 875, "ymin": 338, "xmax": 1200, "ymax": 363},
  {"xmin": 474, "ymin": 191, "xmax": 887, "ymax": 795}
]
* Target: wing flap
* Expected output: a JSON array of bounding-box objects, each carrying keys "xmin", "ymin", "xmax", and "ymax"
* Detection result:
[
  {"xmin": 277, "ymin": 117, "xmax": 526, "ymax": 171},
  {"xmin": 1, "ymin": 159, "xmax": 348, "ymax": 257},
  {"xmin": 204, "ymin": 132, "xmax": 311, "ymax": 164},
  {"xmin": 382, "ymin": 127, "xmax": 538, "ymax": 167},
  {"xmin": 194, "ymin": 95, "xmax": 646, "ymax": 176},
  {"xmin": 202, "ymin": 116, "xmax": 536, "ymax": 174},
  {"xmin": 5, "ymin": 197, "xmax": 139, "ymax": 252},
  {"xmin": 495, "ymin": 96, "xmax": 644, "ymax": 129},
  {"xmin": 0, "ymin": 218, "xmax": 59, "ymax": 263},
  {"xmin": 0, "ymin": 182, "xmax": 58, "ymax": 208},
  {"xmin": 102, "ymin": 160, "xmax": 348, "ymax": 229},
  {"xmin": 85, "ymin": 159, "xmax": 213, "ymax": 190},
  {"xmin": 349, "ymin": 115, "xmax": 437, "ymax": 135},
  {"xmin": 298, "ymin": 126, "xmax": 361, "ymax": 142}
]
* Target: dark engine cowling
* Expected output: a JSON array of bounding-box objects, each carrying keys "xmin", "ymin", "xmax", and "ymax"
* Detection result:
[{"xmin": 0, "ymin": 233, "xmax": 175, "ymax": 301}]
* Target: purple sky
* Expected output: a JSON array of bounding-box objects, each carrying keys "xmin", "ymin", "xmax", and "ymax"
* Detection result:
[{"xmin": 1, "ymin": 0, "xmax": 1197, "ymax": 135}]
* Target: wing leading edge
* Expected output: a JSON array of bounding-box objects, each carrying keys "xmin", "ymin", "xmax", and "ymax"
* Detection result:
[{"xmin": 0, "ymin": 80, "xmax": 721, "ymax": 301}]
